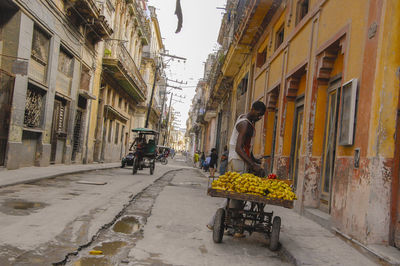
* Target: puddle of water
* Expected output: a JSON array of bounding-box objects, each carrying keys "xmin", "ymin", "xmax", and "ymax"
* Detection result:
[
  {"xmin": 3, "ymin": 200, "xmax": 46, "ymax": 210},
  {"xmin": 73, "ymin": 257, "xmax": 110, "ymax": 266},
  {"xmin": 113, "ymin": 217, "xmax": 140, "ymax": 234},
  {"xmin": 93, "ymin": 241, "xmax": 127, "ymax": 256}
]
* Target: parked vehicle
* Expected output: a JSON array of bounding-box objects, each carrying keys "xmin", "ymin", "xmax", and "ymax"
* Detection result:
[{"xmin": 121, "ymin": 152, "xmax": 134, "ymax": 168}]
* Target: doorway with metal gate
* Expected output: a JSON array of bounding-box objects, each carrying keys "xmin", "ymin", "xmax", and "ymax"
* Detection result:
[{"xmin": 50, "ymin": 97, "xmax": 69, "ymax": 164}]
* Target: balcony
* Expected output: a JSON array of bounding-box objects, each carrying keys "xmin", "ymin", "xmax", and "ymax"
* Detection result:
[
  {"xmin": 104, "ymin": 104, "xmax": 129, "ymax": 122},
  {"xmin": 65, "ymin": 0, "xmax": 112, "ymax": 40},
  {"xmin": 127, "ymin": 1, "xmax": 151, "ymax": 45},
  {"xmin": 222, "ymin": 0, "xmax": 280, "ymax": 77},
  {"xmin": 103, "ymin": 40, "xmax": 147, "ymax": 102}
]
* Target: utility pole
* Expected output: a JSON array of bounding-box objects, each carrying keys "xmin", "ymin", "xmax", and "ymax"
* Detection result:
[
  {"xmin": 144, "ymin": 53, "xmax": 186, "ymax": 129},
  {"xmin": 163, "ymin": 93, "xmax": 174, "ymax": 145},
  {"xmin": 157, "ymin": 89, "xmax": 168, "ymax": 138},
  {"xmin": 144, "ymin": 65, "xmax": 158, "ymax": 128},
  {"xmin": 165, "ymin": 94, "xmax": 185, "ymax": 146}
]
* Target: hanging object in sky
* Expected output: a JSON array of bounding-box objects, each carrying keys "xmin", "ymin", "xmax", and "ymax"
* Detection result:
[{"xmin": 175, "ymin": 0, "xmax": 183, "ymax": 33}]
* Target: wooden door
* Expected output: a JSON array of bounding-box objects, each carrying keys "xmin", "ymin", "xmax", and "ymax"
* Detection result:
[{"xmin": 320, "ymin": 80, "xmax": 341, "ymax": 212}]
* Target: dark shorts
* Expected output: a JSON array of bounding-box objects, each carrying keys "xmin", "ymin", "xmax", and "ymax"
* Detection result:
[{"xmin": 209, "ymin": 160, "xmax": 217, "ymax": 169}]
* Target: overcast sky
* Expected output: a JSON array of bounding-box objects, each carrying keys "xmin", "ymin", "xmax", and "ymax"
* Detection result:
[{"xmin": 147, "ymin": 0, "xmax": 226, "ymax": 130}]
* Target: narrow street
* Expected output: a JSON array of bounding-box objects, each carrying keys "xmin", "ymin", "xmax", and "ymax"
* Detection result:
[{"xmin": 0, "ymin": 155, "xmax": 291, "ymax": 265}]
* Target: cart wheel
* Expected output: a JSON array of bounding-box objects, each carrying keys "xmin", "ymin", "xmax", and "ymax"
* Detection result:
[
  {"xmin": 161, "ymin": 157, "xmax": 168, "ymax": 165},
  {"xmin": 150, "ymin": 161, "xmax": 155, "ymax": 175},
  {"xmin": 132, "ymin": 157, "xmax": 138, "ymax": 175},
  {"xmin": 269, "ymin": 216, "xmax": 281, "ymax": 251},
  {"xmin": 213, "ymin": 208, "xmax": 225, "ymax": 243}
]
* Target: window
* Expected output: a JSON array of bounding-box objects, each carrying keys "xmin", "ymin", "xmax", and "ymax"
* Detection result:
[
  {"xmin": 57, "ymin": 48, "xmax": 74, "ymax": 95},
  {"xmin": 256, "ymin": 47, "xmax": 267, "ymax": 68},
  {"xmin": 296, "ymin": 0, "xmax": 309, "ymax": 25},
  {"xmin": 58, "ymin": 49, "xmax": 74, "ymax": 77},
  {"xmin": 80, "ymin": 65, "xmax": 91, "ymax": 92},
  {"xmin": 118, "ymin": 97, "xmax": 122, "ymax": 108},
  {"xmin": 237, "ymin": 73, "xmax": 249, "ymax": 96},
  {"xmin": 24, "ymin": 84, "xmax": 45, "ymax": 128},
  {"xmin": 107, "ymin": 89, "xmax": 111, "ymax": 104},
  {"xmin": 121, "ymin": 125, "xmax": 125, "ymax": 143},
  {"xmin": 275, "ymin": 25, "xmax": 284, "ymax": 51},
  {"xmin": 115, "ymin": 122, "xmax": 119, "ymax": 144},
  {"xmin": 339, "ymin": 78, "xmax": 358, "ymax": 146},
  {"xmin": 30, "ymin": 26, "xmax": 50, "ymax": 83},
  {"xmin": 108, "ymin": 120, "xmax": 113, "ymax": 142}
]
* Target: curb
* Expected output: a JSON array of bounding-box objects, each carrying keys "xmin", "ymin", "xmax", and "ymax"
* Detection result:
[{"xmin": 0, "ymin": 165, "xmax": 120, "ymax": 189}]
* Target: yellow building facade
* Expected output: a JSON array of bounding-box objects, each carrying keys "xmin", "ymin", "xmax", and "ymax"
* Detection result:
[{"xmin": 207, "ymin": 0, "xmax": 400, "ymax": 248}]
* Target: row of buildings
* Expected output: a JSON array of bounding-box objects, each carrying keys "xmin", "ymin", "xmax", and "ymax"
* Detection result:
[
  {"xmin": 0, "ymin": 0, "xmax": 176, "ymax": 169},
  {"xmin": 186, "ymin": 0, "xmax": 400, "ymax": 251}
]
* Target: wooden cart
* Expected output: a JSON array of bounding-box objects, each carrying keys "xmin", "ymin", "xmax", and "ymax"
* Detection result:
[{"xmin": 207, "ymin": 188, "xmax": 293, "ymax": 251}]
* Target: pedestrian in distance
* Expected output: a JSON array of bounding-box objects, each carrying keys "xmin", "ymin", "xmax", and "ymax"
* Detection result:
[
  {"xmin": 207, "ymin": 101, "xmax": 267, "ymax": 237},
  {"xmin": 204, "ymin": 155, "xmax": 211, "ymax": 171},
  {"xmin": 209, "ymin": 148, "xmax": 218, "ymax": 178},
  {"xmin": 219, "ymin": 145, "xmax": 229, "ymax": 175},
  {"xmin": 193, "ymin": 151, "xmax": 199, "ymax": 168},
  {"xmin": 200, "ymin": 152, "xmax": 206, "ymax": 169}
]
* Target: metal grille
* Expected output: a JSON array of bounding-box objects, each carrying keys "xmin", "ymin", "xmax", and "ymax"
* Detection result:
[
  {"xmin": 24, "ymin": 87, "xmax": 43, "ymax": 128},
  {"xmin": 57, "ymin": 105, "xmax": 66, "ymax": 133},
  {"xmin": 71, "ymin": 110, "xmax": 83, "ymax": 161}
]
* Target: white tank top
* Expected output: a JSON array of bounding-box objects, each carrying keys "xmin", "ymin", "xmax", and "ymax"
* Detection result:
[{"xmin": 228, "ymin": 115, "xmax": 255, "ymax": 162}]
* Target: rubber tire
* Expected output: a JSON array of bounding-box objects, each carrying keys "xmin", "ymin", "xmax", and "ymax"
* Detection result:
[
  {"xmin": 132, "ymin": 157, "xmax": 138, "ymax": 175},
  {"xmin": 269, "ymin": 216, "xmax": 281, "ymax": 251},
  {"xmin": 213, "ymin": 208, "xmax": 225, "ymax": 243},
  {"xmin": 161, "ymin": 158, "xmax": 168, "ymax": 165},
  {"xmin": 150, "ymin": 162, "xmax": 155, "ymax": 175}
]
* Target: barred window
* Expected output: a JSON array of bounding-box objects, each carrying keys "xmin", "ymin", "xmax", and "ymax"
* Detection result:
[{"xmin": 24, "ymin": 84, "xmax": 45, "ymax": 128}]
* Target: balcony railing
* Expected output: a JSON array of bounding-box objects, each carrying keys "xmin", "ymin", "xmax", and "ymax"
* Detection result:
[
  {"xmin": 103, "ymin": 40, "xmax": 146, "ymax": 101},
  {"xmin": 234, "ymin": 0, "xmax": 249, "ymax": 35},
  {"xmin": 65, "ymin": 0, "xmax": 112, "ymax": 39},
  {"xmin": 127, "ymin": 1, "xmax": 151, "ymax": 45}
]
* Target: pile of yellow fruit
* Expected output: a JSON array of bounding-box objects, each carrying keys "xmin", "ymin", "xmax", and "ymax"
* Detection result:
[{"xmin": 211, "ymin": 171, "xmax": 297, "ymax": 201}]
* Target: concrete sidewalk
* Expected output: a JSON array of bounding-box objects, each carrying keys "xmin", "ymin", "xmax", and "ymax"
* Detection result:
[
  {"xmin": 0, "ymin": 162, "xmax": 120, "ymax": 188},
  {"xmin": 194, "ymin": 167, "xmax": 400, "ymax": 266}
]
